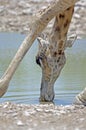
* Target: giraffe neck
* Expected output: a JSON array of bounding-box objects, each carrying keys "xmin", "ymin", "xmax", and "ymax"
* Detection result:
[{"xmin": 49, "ymin": 6, "xmax": 74, "ymax": 56}]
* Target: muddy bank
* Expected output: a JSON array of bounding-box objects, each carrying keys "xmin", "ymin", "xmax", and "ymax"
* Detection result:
[
  {"xmin": 0, "ymin": 0, "xmax": 86, "ymax": 38},
  {"xmin": 0, "ymin": 102, "xmax": 86, "ymax": 130}
]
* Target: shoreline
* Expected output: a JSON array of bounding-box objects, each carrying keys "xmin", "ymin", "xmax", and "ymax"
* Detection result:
[{"xmin": 0, "ymin": 102, "xmax": 86, "ymax": 130}]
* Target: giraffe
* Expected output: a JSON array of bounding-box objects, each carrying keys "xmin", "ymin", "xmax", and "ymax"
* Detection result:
[
  {"xmin": 36, "ymin": 6, "xmax": 76, "ymax": 102},
  {"xmin": 74, "ymin": 87, "xmax": 86, "ymax": 105},
  {"xmin": 0, "ymin": 0, "xmax": 78, "ymax": 98}
]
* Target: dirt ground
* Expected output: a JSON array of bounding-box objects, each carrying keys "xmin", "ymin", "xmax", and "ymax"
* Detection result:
[
  {"xmin": 0, "ymin": 0, "xmax": 86, "ymax": 130},
  {"xmin": 0, "ymin": 102, "xmax": 86, "ymax": 130}
]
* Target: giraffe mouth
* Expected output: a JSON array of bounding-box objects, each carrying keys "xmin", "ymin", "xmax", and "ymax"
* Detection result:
[{"xmin": 40, "ymin": 78, "xmax": 55, "ymax": 102}]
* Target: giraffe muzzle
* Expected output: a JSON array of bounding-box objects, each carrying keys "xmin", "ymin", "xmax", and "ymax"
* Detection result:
[{"xmin": 40, "ymin": 78, "xmax": 55, "ymax": 102}]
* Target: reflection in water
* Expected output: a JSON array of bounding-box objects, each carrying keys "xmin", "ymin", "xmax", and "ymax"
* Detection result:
[{"xmin": 0, "ymin": 32, "xmax": 86, "ymax": 105}]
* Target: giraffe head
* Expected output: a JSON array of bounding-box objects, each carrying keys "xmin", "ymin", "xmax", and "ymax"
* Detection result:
[
  {"xmin": 36, "ymin": 37, "xmax": 66, "ymax": 102},
  {"xmin": 36, "ymin": 34, "xmax": 76, "ymax": 102}
]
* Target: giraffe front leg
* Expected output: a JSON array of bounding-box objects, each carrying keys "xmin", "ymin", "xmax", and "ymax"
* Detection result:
[{"xmin": 74, "ymin": 87, "xmax": 86, "ymax": 106}]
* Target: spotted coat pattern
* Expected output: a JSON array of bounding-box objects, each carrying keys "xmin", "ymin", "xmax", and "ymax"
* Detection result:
[{"xmin": 36, "ymin": 6, "xmax": 75, "ymax": 102}]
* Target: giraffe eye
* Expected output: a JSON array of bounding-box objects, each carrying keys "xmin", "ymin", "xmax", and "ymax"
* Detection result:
[{"xmin": 36, "ymin": 56, "xmax": 42, "ymax": 67}]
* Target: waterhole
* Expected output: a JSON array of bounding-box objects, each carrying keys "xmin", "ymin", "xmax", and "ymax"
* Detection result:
[{"xmin": 0, "ymin": 32, "xmax": 86, "ymax": 105}]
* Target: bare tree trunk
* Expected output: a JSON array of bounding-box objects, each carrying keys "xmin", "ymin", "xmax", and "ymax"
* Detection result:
[{"xmin": 0, "ymin": 0, "xmax": 79, "ymax": 97}]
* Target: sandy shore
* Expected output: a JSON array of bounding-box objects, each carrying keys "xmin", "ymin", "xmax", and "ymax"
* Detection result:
[
  {"xmin": 0, "ymin": 102, "xmax": 86, "ymax": 130},
  {"xmin": 0, "ymin": 0, "xmax": 86, "ymax": 130}
]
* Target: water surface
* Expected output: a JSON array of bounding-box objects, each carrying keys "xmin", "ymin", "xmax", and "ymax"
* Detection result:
[{"xmin": 0, "ymin": 32, "xmax": 86, "ymax": 105}]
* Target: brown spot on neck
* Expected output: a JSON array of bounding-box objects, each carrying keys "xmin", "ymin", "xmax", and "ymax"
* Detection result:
[
  {"xmin": 59, "ymin": 14, "xmax": 65, "ymax": 19},
  {"xmin": 66, "ymin": 7, "xmax": 71, "ymax": 11},
  {"xmin": 64, "ymin": 19, "xmax": 69, "ymax": 28},
  {"xmin": 58, "ymin": 40, "xmax": 64, "ymax": 49},
  {"xmin": 55, "ymin": 26, "xmax": 60, "ymax": 32},
  {"xmin": 72, "ymin": 8, "xmax": 74, "ymax": 14},
  {"xmin": 53, "ymin": 51, "xmax": 57, "ymax": 57},
  {"xmin": 58, "ymin": 50, "xmax": 62, "ymax": 55}
]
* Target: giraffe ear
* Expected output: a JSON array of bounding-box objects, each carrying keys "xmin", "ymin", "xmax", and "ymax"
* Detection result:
[
  {"xmin": 37, "ymin": 37, "xmax": 49, "ymax": 51},
  {"xmin": 37, "ymin": 37, "xmax": 43, "ymax": 49},
  {"xmin": 66, "ymin": 34, "xmax": 77, "ymax": 48},
  {"xmin": 37, "ymin": 37, "xmax": 47, "ymax": 49}
]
